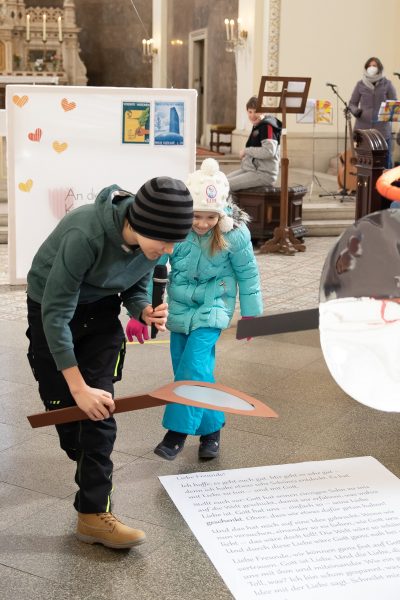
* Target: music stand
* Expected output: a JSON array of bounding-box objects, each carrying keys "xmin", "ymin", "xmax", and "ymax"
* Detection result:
[
  {"xmin": 319, "ymin": 85, "xmax": 355, "ymax": 202},
  {"xmin": 255, "ymin": 76, "xmax": 311, "ymax": 255}
]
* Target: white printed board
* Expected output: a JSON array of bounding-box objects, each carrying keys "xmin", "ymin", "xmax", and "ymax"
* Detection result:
[
  {"xmin": 160, "ymin": 457, "xmax": 400, "ymax": 600},
  {"xmin": 7, "ymin": 85, "xmax": 197, "ymax": 283}
]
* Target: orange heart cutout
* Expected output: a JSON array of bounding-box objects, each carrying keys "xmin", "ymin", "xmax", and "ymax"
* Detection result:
[
  {"xmin": 61, "ymin": 98, "xmax": 76, "ymax": 112},
  {"xmin": 28, "ymin": 128, "xmax": 42, "ymax": 142},
  {"xmin": 13, "ymin": 95, "xmax": 29, "ymax": 108},
  {"xmin": 52, "ymin": 141, "xmax": 68, "ymax": 153},
  {"xmin": 18, "ymin": 179, "xmax": 33, "ymax": 192}
]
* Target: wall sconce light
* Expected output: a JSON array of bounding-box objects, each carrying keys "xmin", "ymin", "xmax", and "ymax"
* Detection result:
[
  {"xmin": 142, "ymin": 38, "xmax": 158, "ymax": 63},
  {"xmin": 223, "ymin": 17, "xmax": 248, "ymax": 52},
  {"xmin": 170, "ymin": 39, "xmax": 183, "ymax": 46}
]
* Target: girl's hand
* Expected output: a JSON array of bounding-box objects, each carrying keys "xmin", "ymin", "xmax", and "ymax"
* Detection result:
[
  {"xmin": 141, "ymin": 303, "xmax": 169, "ymax": 332},
  {"xmin": 126, "ymin": 317, "xmax": 149, "ymax": 343},
  {"xmin": 240, "ymin": 316, "xmax": 254, "ymax": 341},
  {"xmin": 239, "ymin": 149, "xmax": 245, "ymax": 159}
]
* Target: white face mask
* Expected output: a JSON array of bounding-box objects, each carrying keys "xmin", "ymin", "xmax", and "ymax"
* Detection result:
[{"xmin": 366, "ymin": 65, "xmax": 379, "ymax": 76}]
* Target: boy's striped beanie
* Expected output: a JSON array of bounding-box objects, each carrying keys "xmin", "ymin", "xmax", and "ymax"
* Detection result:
[{"xmin": 128, "ymin": 176, "xmax": 193, "ymax": 242}]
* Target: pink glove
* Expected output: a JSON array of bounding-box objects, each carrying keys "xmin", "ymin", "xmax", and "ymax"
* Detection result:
[
  {"xmin": 126, "ymin": 318, "xmax": 149, "ymax": 344},
  {"xmin": 240, "ymin": 316, "xmax": 255, "ymax": 341}
]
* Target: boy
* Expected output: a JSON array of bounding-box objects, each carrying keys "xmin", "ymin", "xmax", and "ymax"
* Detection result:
[
  {"xmin": 26, "ymin": 177, "xmax": 193, "ymax": 549},
  {"xmin": 227, "ymin": 95, "xmax": 281, "ymax": 191}
]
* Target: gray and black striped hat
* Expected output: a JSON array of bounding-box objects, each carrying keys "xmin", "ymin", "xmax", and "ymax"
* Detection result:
[{"xmin": 127, "ymin": 176, "xmax": 193, "ymax": 242}]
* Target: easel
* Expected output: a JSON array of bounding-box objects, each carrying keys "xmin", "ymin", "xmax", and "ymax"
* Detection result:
[{"xmin": 256, "ymin": 76, "xmax": 311, "ymax": 255}]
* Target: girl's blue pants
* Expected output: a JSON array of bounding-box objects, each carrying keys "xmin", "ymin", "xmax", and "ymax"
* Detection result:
[{"xmin": 162, "ymin": 328, "xmax": 225, "ymax": 435}]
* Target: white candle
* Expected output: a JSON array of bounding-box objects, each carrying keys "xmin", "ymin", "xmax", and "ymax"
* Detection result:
[
  {"xmin": 26, "ymin": 14, "xmax": 30, "ymax": 41},
  {"xmin": 57, "ymin": 16, "xmax": 63, "ymax": 43},
  {"xmin": 229, "ymin": 19, "xmax": 235, "ymax": 41},
  {"xmin": 147, "ymin": 39, "xmax": 152, "ymax": 55},
  {"xmin": 224, "ymin": 18, "xmax": 230, "ymax": 41},
  {"xmin": 237, "ymin": 17, "xmax": 242, "ymax": 37},
  {"xmin": 142, "ymin": 38, "xmax": 146, "ymax": 55},
  {"xmin": 42, "ymin": 13, "xmax": 47, "ymax": 42}
]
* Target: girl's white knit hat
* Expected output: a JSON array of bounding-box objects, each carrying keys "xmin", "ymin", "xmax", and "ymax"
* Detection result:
[{"xmin": 186, "ymin": 158, "xmax": 234, "ymax": 232}]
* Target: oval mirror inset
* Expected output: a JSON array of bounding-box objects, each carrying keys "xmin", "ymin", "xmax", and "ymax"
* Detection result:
[{"xmin": 174, "ymin": 384, "xmax": 255, "ymax": 411}]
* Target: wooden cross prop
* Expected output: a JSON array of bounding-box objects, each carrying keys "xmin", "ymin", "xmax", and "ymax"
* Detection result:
[
  {"xmin": 27, "ymin": 381, "xmax": 278, "ymax": 428},
  {"xmin": 256, "ymin": 76, "xmax": 311, "ymax": 255}
]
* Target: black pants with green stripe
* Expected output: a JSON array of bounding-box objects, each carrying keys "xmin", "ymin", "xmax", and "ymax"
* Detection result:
[{"xmin": 26, "ymin": 295, "xmax": 126, "ymax": 514}]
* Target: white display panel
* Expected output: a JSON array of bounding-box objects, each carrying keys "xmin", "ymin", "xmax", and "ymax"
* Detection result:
[{"xmin": 7, "ymin": 85, "xmax": 197, "ymax": 283}]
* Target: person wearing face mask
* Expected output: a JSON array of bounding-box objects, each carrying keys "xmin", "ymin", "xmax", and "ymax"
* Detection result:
[{"xmin": 349, "ymin": 57, "xmax": 397, "ymax": 168}]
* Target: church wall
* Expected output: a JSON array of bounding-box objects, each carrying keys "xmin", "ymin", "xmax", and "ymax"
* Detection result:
[
  {"xmin": 277, "ymin": 0, "xmax": 400, "ymax": 169},
  {"xmin": 167, "ymin": 0, "xmax": 237, "ymax": 129}
]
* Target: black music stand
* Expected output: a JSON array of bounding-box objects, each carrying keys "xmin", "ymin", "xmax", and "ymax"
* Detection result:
[
  {"xmin": 320, "ymin": 85, "xmax": 355, "ymax": 202},
  {"xmin": 255, "ymin": 76, "xmax": 311, "ymax": 255}
]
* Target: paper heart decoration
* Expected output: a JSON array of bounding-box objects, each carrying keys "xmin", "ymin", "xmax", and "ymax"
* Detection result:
[
  {"xmin": 28, "ymin": 128, "xmax": 42, "ymax": 142},
  {"xmin": 52, "ymin": 141, "xmax": 68, "ymax": 153},
  {"xmin": 61, "ymin": 98, "xmax": 76, "ymax": 112},
  {"xmin": 18, "ymin": 179, "xmax": 33, "ymax": 192},
  {"xmin": 13, "ymin": 95, "xmax": 29, "ymax": 108}
]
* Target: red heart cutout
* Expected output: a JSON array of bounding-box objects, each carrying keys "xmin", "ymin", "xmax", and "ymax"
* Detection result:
[{"xmin": 28, "ymin": 128, "xmax": 42, "ymax": 142}]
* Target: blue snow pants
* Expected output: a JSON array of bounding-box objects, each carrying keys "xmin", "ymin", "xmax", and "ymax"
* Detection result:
[{"xmin": 162, "ymin": 327, "xmax": 225, "ymax": 435}]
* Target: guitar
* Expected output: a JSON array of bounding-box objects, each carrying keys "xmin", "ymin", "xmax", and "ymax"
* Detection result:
[{"xmin": 337, "ymin": 109, "xmax": 357, "ymax": 193}]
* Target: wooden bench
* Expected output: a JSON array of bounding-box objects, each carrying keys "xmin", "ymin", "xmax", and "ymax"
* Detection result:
[
  {"xmin": 231, "ymin": 185, "xmax": 307, "ymax": 242},
  {"xmin": 209, "ymin": 124, "xmax": 235, "ymax": 153}
]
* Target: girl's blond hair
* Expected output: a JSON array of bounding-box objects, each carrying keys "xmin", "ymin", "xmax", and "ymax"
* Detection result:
[{"xmin": 209, "ymin": 219, "xmax": 229, "ymax": 255}]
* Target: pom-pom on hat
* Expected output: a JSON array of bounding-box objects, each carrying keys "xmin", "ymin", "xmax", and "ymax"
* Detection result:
[{"xmin": 186, "ymin": 158, "xmax": 234, "ymax": 232}]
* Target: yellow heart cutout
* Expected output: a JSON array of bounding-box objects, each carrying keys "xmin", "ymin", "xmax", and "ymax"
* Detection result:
[
  {"xmin": 18, "ymin": 179, "xmax": 33, "ymax": 192},
  {"xmin": 12, "ymin": 95, "xmax": 29, "ymax": 108},
  {"xmin": 52, "ymin": 141, "xmax": 68, "ymax": 153}
]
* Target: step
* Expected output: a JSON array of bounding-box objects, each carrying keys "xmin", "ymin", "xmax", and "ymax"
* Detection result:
[
  {"xmin": 303, "ymin": 219, "xmax": 353, "ymax": 237},
  {"xmin": 302, "ymin": 202, "xmax": 355, "ymax": 221}
]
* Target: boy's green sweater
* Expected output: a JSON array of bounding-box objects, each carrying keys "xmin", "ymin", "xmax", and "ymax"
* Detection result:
[{"xmin": 27, "ymin": 184, "xmax": 156, "ymax": 371}]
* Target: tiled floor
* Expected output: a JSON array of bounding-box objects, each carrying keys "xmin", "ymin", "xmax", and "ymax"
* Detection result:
[{"xmin": 1, "ymin": 239, "xmax": 400, "ymax": 600}]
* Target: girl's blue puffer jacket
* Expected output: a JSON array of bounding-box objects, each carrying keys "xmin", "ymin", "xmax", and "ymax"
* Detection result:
[{"xmin": 163, "ymin": 204, "xmax": 263, "ymax": 334}]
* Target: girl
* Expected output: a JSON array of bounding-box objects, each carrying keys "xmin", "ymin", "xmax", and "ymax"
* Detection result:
[{"xmin": 152, "ymin": 158, "xmax": 263, "ymax": 460}]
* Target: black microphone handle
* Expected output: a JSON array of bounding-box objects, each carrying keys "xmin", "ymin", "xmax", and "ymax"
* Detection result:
[{"xmin": 151, "ymin": 281, "xmax": 166, "ymax": 339}]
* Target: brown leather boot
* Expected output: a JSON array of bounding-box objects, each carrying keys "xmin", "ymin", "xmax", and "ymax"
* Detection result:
[{"xmin": 76, "ymin": 512, "xmax": 146, "ymax": 549}]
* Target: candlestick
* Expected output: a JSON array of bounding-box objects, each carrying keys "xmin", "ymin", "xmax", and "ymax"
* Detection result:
[
  {"xmin": 229, "ymin": 19, "xmax": 235, "ymax": 41},
  {"xmin": 42, "ymin": 13, "xmax": 47, "ymax": 43},
  {"xmin": 224, "ymin": 18, "xmax": 230, "ymax": 41},
  {"xmin": 26, "ymin": 14, "xmax": 30, "ymax": 42},
  {"xmin": 237, "ymin": 17, "xmax": 242, "ymax": 38},
  {"xmin": 57, "ymin": 16, "xmax": 63, "ymax": 43}
]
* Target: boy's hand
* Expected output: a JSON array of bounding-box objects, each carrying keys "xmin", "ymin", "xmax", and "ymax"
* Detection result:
[
  {"xmin": 239, "ymin": 149, "xmax": 245, "ymax": 159},
  {"xmin": 73, "ymin": 385, "xmax": 115, "ymax": 421},
  {"xmin": 62, "ymin": 366, "xmax": 115, "ymax": 421},
  {"xmin": 126, "ymin": 317, "xmax": 149, "ymax": 343},
  {"xmin": 141, "ymin": 303, "xmax": 168, "ymax": 332}
]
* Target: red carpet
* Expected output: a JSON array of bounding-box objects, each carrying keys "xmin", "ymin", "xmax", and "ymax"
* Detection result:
[{"xmin": 196, "ymin": 146, "xmax": 223, "ymax": 157}]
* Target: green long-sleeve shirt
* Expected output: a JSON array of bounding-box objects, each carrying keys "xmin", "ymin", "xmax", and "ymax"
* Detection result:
[{"xmin": 27, "ymin": 184, "xmax": 156, "ymax": 370}]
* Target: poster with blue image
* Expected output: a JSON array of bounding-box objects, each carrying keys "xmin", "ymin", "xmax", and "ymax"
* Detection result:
[{"xmin": 154, "ymin": 101, "xmax": 184, "ymax": 145}]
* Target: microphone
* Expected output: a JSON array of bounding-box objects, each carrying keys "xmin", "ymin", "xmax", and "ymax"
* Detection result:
[
  {"xmin": 151, "ymin": 264, "xmax": 168, "ymax": 339},
  {"xmin": 393, "ymin": 72, "xmax": 400, "ymax": 79},
  {"xmin": 326, "ymin": 82, "xmax": 337, "ymax": 88}
]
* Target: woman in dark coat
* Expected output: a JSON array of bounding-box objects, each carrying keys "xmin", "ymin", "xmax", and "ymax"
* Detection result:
[{"xmin": 349, "ymin": 57, "xmax": 397, "ymax": 168}]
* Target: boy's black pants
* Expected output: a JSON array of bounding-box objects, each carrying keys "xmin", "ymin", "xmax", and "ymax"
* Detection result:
[{"xmin": 26, "ymin": 295, "xmax": 126, "ymax": 513}]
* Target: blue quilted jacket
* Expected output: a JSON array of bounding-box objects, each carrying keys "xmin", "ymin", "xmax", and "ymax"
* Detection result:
[{"xmin": 162, "ymin": 207, "xmax": 263, "ymax": 334}]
